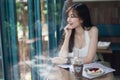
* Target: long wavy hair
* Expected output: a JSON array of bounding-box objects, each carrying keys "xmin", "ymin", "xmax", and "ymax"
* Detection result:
[{"xmin": 59, "ymin": 3, "xmax": 93, "ymax": 52}]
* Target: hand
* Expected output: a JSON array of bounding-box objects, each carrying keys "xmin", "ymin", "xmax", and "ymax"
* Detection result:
[
  {"xmin": 64, "ymin": 24, "xmax": 73, "ymax": 37},
  {"xmin": 51, "ymin": 57, "xmax": 67, "ymax": 65}
]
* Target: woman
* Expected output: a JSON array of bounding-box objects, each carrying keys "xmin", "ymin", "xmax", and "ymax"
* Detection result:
[{"xmin": 52, "ymin": 3, "xmax": 98, "ymax": 64}]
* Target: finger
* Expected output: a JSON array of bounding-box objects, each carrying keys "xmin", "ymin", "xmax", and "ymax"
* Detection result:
[{"xmin": 64, "ymin": 26, "xmax": 71, "ymax": 31}]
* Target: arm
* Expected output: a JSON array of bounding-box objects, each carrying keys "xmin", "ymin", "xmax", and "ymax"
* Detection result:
[
  {"xmin": 59, "ymin": 24, "xmax": 72, "ymax": 57},
  {"xmin": 59, "ymin": 33, "xmax": 70, "ymax": 57},
  {"xmin": 52, "ymin": 24, "xmax": 72, "ymax": 64},
  {"xmin": 84, "ymin": 27, "xmax": 98, "ymax": 64}
]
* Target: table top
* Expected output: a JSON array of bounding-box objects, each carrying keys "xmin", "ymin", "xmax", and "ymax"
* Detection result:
[
  {"xmin": 26, "ymin": 60, "xmax": 115, "ymax": 80},
  {"xmin": 47, "ymin": 63, "xmax": 115, "ymax": 80},
  {"xmin": 56, "ymin": 67, "xmax": 114, "ymax": 80}
]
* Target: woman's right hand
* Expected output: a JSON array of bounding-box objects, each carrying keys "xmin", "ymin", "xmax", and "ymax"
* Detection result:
[{"xmin": 64, "ymin": 24, "xmax": 73, "ymax": 37}]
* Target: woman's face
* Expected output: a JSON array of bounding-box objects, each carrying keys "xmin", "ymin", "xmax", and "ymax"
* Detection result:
[{"xmin": 67, "ymin": 10, "xmax": 83, "ymax": 29}]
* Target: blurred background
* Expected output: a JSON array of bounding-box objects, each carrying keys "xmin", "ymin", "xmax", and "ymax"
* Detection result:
[{"xmin": 0, "ymin": 0, "xmax": 120, "ymax": 80}]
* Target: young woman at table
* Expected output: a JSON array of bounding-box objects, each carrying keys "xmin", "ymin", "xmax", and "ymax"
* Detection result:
[{"xmin": 52, "ymin": 3, "xmax": 98, "ymax": 64}]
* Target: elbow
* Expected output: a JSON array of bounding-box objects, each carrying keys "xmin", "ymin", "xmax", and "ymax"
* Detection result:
[
  {"xmin": 58, "ymin": 51, "xmax": 68, "ymax": 57},
  {"xmin": 84, "ymin": 60, "xmax": 92, "ymax": 64},
  {"xmin": 84, "ymin": 58, "xmax": 93, "ymax": 64}
]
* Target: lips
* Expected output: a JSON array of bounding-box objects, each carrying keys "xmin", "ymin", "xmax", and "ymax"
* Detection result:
[{"xmin": 69, "ymin": 23, "xmax": 73, "ymax": 25}]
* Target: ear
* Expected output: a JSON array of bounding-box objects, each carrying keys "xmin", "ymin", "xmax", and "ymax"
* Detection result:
[{"xmin": 80, "ymin": 19, "xmax": 83, "ymax": 24}]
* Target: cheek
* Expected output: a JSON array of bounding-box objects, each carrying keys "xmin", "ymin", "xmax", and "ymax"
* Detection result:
[
  {"xmin": 71, "ymin": 19, "xmax": 81, "ymax": 29},
  {"xmin": 74, "ymin": 20, "xmax": 81, "ymax": 26},
  {"xmin": 79, "ymin": 19, "xmax": 83, "ymax": 24}
]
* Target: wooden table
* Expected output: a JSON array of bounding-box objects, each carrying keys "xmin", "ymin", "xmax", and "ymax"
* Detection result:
[
  {"xmin": 46, "ymin": 62, "xmax": 115, "ymax": 80},
  {"xmin": 56, "ymin": 67, "xmax": 115, "ymax": 80},
  {"xmin": 97, "ymin": 47, "xmax": 112, "ymax": 54},
  {"xmin": 25, "ymin": 57, "xmax": 115, "ymax": 80}
]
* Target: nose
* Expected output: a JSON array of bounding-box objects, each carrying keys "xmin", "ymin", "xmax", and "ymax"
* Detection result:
[{"xmin": 67, "ymin": 17, "xmax": 71, "ymax": 24}]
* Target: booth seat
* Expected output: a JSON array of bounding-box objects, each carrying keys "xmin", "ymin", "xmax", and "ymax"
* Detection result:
[{"xmin": 97, "ymin": 24, "xmax": 120, "ymax": 75}]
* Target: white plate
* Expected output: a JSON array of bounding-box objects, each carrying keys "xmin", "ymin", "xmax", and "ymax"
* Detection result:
[{"xmin": 85, "ymin": 67, "xmax": 104, "ymax": 76}]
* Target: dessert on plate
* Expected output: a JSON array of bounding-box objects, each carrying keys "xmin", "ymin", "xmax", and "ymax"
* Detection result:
[{"xmin": 85, "ymin": 67, "xmax": 104, "ymax": 76}]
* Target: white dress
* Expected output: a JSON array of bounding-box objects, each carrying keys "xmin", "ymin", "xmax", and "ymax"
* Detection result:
[{"xmin": 69, "ymin": 31, "xmax": 97, "ymax": 62}]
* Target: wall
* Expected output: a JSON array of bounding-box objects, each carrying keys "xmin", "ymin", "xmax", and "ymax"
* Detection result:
[{"xmin": 84, "ymin": 1, "xmax": 120, "ymax": 25}]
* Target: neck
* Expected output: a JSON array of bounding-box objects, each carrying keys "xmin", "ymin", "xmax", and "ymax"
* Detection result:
[{"xmin": 75, "ymin": 26, "xmax": 84, "ymax": 36}]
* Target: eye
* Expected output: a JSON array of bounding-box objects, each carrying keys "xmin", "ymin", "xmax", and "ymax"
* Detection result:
[
  {"xmin": 70, "ymin": 14, "xmax": 78, "ymax": 18},
  {"xmin": 67, "ymin": 13, "xmax": 78, "ymax": 18},
  {"xmin": 71, "ymin": 14, "xmax": 75, "ymax": 18}
]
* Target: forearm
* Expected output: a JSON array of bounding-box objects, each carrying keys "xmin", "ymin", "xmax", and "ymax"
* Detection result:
[
  {"xmin": 83, "ymin": 57, "xmax": 93, "ymax": 64},
  {"xmin": 59, "ymin": 35, "xmax": 70, "ymax": 57}
]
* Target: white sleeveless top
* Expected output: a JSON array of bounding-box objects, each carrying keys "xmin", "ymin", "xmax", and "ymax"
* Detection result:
[{"xmin": 69, "ymin": 31, "xmax": 97, "ymax": 62}]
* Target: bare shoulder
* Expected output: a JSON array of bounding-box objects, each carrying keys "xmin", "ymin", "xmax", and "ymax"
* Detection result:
[
  {"xmin": 89, "ymin": 26, "xmax": 98, "ymax": 37},
  {"xmin": 90, "ymin": 26, "xmax": 98, "ymax": 32}
]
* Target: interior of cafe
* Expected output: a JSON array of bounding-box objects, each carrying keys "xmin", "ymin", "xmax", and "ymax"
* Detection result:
[{"xmin": 0, "ymin": 0, "xmax": 120, "ymax": 80}]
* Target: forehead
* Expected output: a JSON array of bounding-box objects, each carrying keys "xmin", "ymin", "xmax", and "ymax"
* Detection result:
[{"xmin": 68, "ymin": 9, "xmax": 77, "ymax": 16}]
